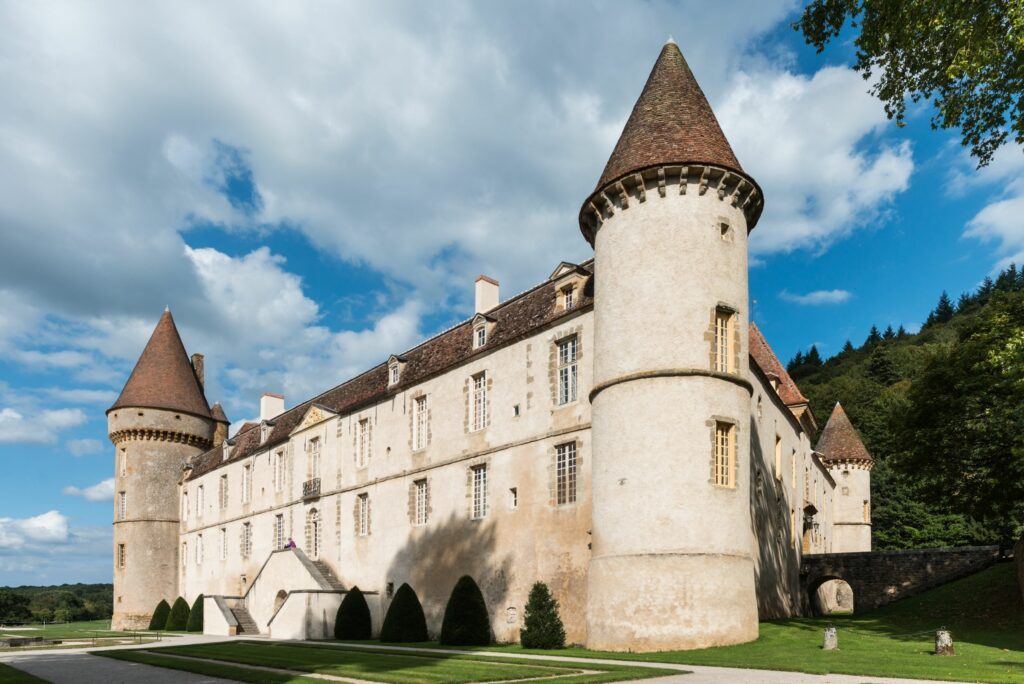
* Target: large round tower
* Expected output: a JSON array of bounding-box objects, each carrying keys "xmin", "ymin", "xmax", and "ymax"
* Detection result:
[
  {"xmin": 818, "ymin": 403, "xmax": 873, "ymax": 552},
  {"xmin": 107, "ymin": 309, "xmax": 215, "ymax": 630},
  {"xmin": 580, "ymin": 41, "xmax": 764, "ymax": 651}
]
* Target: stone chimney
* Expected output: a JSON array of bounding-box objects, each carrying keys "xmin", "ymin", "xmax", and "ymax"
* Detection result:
[
  {"xmin": 190, "ymin": 353, "xmax": 205, "ymax": 392},
  {"xmin": 260, "ymin": 392, "xmax": 285, "ymax": 421},
  {"xmin": 475, "ymin": 275, "xmax": 500, "ymax": 314}
]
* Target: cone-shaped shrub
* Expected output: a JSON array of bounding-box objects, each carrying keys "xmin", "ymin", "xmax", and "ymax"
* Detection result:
[
  {"xmin": 186, "ymin": 594, "xmax": 204, "ymax": 632},
  {"xmin": 440, "ymin": 575, "xmax": 490, "ymax": 645},
  {"xmin": 519, "ymin": 582, "xmax": 566, "ymax": 649},
  {"xmin": 334, "ymin": 586, "xmax": 372, "ymax": 639},
  {"xmin": 379, "ymin": 583, "xmax": 428, "ymax": 642},
  {"xmin": 164, "ymin": 596, "xmax": 191, "ymax": 631},
  {"xmin": 147, "ymin": 599, "xmax": 170, "ymax": 631}
]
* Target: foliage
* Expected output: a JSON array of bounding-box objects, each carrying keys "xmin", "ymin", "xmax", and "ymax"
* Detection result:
[
  {"xmin": 440, "ymin": 575, "xmax": 491, "ymax": 645},
  {"xmin": 186, "ymin": 594, "xmax": 204, "ymax": 632},
  {"xmin": 334, "ymin": 586, "xmax": 371, "ymax": 640},
  {"xmin": 148, "ymin": 599, "xmax": 171, "ymax": 631},
  {"xmin": 0, "ymin": 583, "xmax": 112, "ymax": 623},
  {"xmin": 795, "ymin": 0, "xmax": 1024, "ymax": 167},
  {"xmin": 165, "ymin": 596, "xmax": 191, "ymax": 630},
  {"xmin": 379, "ymin": 583, "xmax": 428, "ymax": 642},
  {"xmin": 0, "ymin": 590, "xmax": 32, "ymax": 623},
  {"xmin": 519, "ymin": 582, "xmax": 566, "ymax": 649}
]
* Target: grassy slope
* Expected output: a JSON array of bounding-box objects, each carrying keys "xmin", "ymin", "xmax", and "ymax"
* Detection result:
[{"xmin": 0, "ymin": 663, "xmax": 47, "ymax": 684}]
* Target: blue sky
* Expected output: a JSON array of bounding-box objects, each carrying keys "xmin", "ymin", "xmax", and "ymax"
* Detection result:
[{"xmin": 1, "ymin": 1, "xmax": 1021, "ymax": 586}]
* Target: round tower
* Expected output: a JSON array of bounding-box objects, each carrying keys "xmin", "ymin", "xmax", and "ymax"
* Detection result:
[
  {"xmin": 817, "ymin": 403, "xmax": 873, "ymax": 552},
  {"xmin": 107, "ymin": 309, "xmax": 215, "ymax": 630},
  {"xmin": 580, "ymin": 41, "xmax": 764, "ymax": 651}
]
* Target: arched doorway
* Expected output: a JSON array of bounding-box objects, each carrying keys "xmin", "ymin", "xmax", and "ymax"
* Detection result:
[
  {"xmin": 809, "ymin": 576, "xmax": 854, "ymax": 615},
  {"xmin": 306, "ymin": 508, "xmax": 321, "ymax": 559},
  {"xmin": 274, "ymin": 590, "xmax": 287, "ymax": 614}
]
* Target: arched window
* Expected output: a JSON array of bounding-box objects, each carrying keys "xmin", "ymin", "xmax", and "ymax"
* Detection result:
[{"xmin": 305, "ymin": 508, "xmax": 321, "ymax": 559}]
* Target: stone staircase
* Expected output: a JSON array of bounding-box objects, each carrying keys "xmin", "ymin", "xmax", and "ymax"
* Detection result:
[
  {"xmin": 230, "ymin": 606, "xmax": 260, "ymax": 635},
  {"xmin": 312, "ymin": 560, "xmax": 345, "ymax": 590}
]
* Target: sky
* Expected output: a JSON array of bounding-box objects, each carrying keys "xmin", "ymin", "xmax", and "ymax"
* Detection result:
[{"xmin": 1, "ymin": 1, "xmax": 1021, "ymax": 586}]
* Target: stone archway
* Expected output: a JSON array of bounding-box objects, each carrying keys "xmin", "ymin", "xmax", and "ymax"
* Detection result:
[
  {"xmin": 274, "ymin": 590, "xmax": 287, "ymax": 615},
  {"xmin": 813, "ymin": 578, "xmax": 854, "ymax": 615}
]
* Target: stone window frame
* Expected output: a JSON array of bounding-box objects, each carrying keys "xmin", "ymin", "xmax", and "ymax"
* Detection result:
[
  {"xmin": 242, "ymin": 463, "xmax": 253, "ymax": 504},
  {"xmin": 387, "ymin": 354, "xmax": 406, "ymax": 387},
  {"xmin": 273, "ymin": 514, "xmax": 284, "ymax": 549},
  {"xmin": 468, "ymin": 372, "xmax": 490, "ymax": 432},
  {"xmin": 409, "ymin": 478, "xmax": 431, "ymax": 526},
  {"xmin": 219, "ymin": 527, "xmax": 227, "ymax": 561},
  {"xmin": 467, "ymin": 461, "xmax": 489, "ymax": 520},
  {"xmin": 354, "ymin": 417, "xmax": 372, "ymax": 469},
  {"xmin": 548, "ymin": 325, "xmax": 584, "ymax": 407},
  {"xmin": 241, "ymin": 521, "xmax": 252, "ymax": 558},
  {"xmin": 705, "ymin": 303, "xmax": 741, "ymax": 374},
  {"xmin": 219, "ymin": 474, "xmax": 229, "ymax": 510},
  {"xmin": 707, "ymin": 417, "xmax": 738, "ymax": 489},
  {"xmin": 355, "ymin": 492, "xmax": 371, "ymax": 536},
  {"xmin": 119, "ymin": 448, "xmax": 127, "ymax": 478},
  {"xmin": 196, "ymin": 533, "xmax": 204, "ymax": 565},
  {"xmin": 552, "ymin": 271, "xmax": 587, "ymax": 313},
  {"xmin": 774, "ymin": 434, "xmax": 783, "ymax": 481},
  {"xmin": 117, "ymin": 490, "xmax": 126, "ymax": 521},
  {"xmin": 409, "ymin": 392, "xmax": 431, "ymax": 452},
  {"xmin": 181, "ymin": 541, "xmax": 187, "ymax": 568},
  {"xmin": 117, "ymin": 543, "xmax": 126, "ymax": 569},
  {"xmin": 553, "ymin": 440, "xmax": 580, "ymax": 506},
  {"xmin": 305, "ymin": 508, "xmax": 321, "ymax": 558},
  {"xmin": 307, "ymin": 436, "xmax": 322, "ymax": 480},
  {"xmin": 197, "ymin": 484, "xmax": 204, "ymax": 518}
]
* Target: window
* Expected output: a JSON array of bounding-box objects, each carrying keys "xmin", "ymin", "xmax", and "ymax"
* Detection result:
[
  {"xmin": 307, "ymin": 509, "xmax": 321, "ymax": 559},
  {"xmin": 219, "ymin": 474, "xmax": 228, "ymax": 509},
  {"xmin": 472, "ymin": 373, "xmax": 488, "ymax": 431},
  {"xmin": 557, "ymin": 336, "xmax": 578, "ymax": 405},
  {"xmin": 117, "ymin": 544, "xmax": 125, "ymax": 569},
  {"xmin": 308, "ymin": 438, "xmax": 321, "ymax": 479},
  {"xmin": 357, "ymin": 419, "xmax": 370, "ymax": 467},
  {"xmin": 509, "ymin": 487, "xmax": 518, "ymax": 509},
  {"xmin": 242, "ymin": 464, "xmax": 252, "ymax": 504},
  {"xmin": 274, "ymin": 516, "xmax": 286, "ymax": 548},
  {"xmin": 714, "ymin": 308, "xmax": 734, "ymax": 373},
  {"xmin": 471, "ymin": 465, "xmax": 488, "ymax": 519},
  {"xmin": 219, "ymin": 527, "xmax": 227, "ymax": 560},
  {"xmin": 181, "ymin": 542, "xmax": 187, "ymax": 568},
  {"xmin": 756, "ymin": 396, "xmax": 763, "ymax": 421},
  {"xmin": 117, "ymin": 491, "xmax": 126, "ymax": 521},
  {"xmin": 863, "ymin": 500, "xmax": 870, "ymax": 522},
  {"xmin": 713, "ymin": 422, "xmax": 735, "ymax": 488},
  {"xmin": 413, "ymin": 396, "xmax": 428, "ymax": 450},
  {"xmin": 197, "ymin": 485, "xmax": 204, "ymax": 517},
  {"xmin": 475, "ymin": 325, "xmax": 487, "ymax": 348},
  {"xmin": 273, "ymin": 451, "xmax": 285, "ymax": 493},
  {"xmin": 196, "ymin": 534, "xmax": 204, "ymax": 565},
  {"xmin": 414, "ymin": 479, "xmax": 428, "ymax": 526},
  {"xmin": 357, "ymin": 494, "xmax": 370, "ymax": 536},
  {"xmin": 242, "ymin": 522, "xmax": 252, "ymax": 558},
  {"xmin": 182, "ymin": 491, "xmax": 189, "ymax": 520},
  {"xmin": 556, "ymin": 442, "xmax": 578, "ymax": 505},
  {"xmin": 389, "ymin": 363, "xmax": 400, "ymax": 385},
  {"xmin": 720, "ymin": 221, "xmax": 732, "ymax": 241},
  {"xmin": 119, "ymin": 449, "xmax": 126, "ymax": 477},
  {"xmin": 791, "ymin": 449, "xmax": 797, "ymax": 485},
  {"xmin": 563, "ymin": 286, "xmax": 575, "ymax": 310},
  {"xmin": 774, "ymin": 436, "xmax": 782, "ymax": 480},
  {"xmin": 259, "ymin": 423, "xmax": 269, "ymax": 445}
]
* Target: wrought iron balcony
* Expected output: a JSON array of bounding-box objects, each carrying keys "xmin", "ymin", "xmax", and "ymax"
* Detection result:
[{"xmin": 302, "ymin": 477, "xmax": 321, "ymax": 500}]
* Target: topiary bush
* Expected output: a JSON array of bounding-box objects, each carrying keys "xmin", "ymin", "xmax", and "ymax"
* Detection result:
[
  {"xmin": 379, "ymin": 583, "xmax": 428, "ymax": 642},
  {"xmin": 440, "ymin": 575, "xmax": 491, "ymax": 645},
  {"xmin": 186, "ymin": 594, "xmax": 204, "ymax": 632},
  {"xmin": 164, "ymin": 596, "xmax": 191, "ymax": 631},
  {"xmin": 519, "ymin": 582, "xmax": 566, "ymax": 649},
  {"xmin": 147, "ymin": 599, "xmax": 170, "ymax": 631},
  {"xmin": 334, "ymin": 586, "xmax": 372, "ymax": 640}
]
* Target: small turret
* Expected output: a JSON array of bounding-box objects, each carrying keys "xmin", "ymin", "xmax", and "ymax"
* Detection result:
[{"xmin": 817, "ymin": 403, "xmax": 872, "ymax": 552}]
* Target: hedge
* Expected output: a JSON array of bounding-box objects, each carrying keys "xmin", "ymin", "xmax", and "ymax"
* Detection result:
[
  {"xmin": 440, "ymin": 575, "xmax": 490, "ymax": 645},
  {"xmin": 380, "ymin": 583, "xmax": 428, "ymax": 642},
  {"xmin": 335, "ymin": 586, "xmax": 372, "ymax": 639},
  {"xmin": 520, "ymin": 582, "xmax": 566, "ymax": 649},
  {"xmin": 147, "ymin": 599, "xmax": 170, "ymax": 631},
  {"xmin": 186, "ymin": 594, "xmax": 204, "ymax": 632},
  {"xmin": 164, "ymin": 596, "xmax": 191, "ymax": 631}
]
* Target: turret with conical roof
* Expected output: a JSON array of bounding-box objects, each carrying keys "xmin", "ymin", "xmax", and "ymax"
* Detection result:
[
  {"xmin": 107, "ymin": 309, "xmax": 216, "ymax": 630},
  {"xmin": 584, "ymin": 41, "xmax": 759, "ymax": 651},
  {"xmin": 817, "ymin": 403, "xmax": 872, "ymax": 552}
]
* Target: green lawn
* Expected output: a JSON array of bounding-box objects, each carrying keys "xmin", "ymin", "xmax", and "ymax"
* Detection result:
[
  {"xmin": 405, "ymin": 563, "xmax": 1023, "ymax": 683},
  {"xmin": 100, "ymin": 642, "xmax": 671, "ymax": 684},
  {"xmin": 0, "ymin": 619, "xmax": 121, "ymax": 640},
  {"xmin": 0, "ymin": 662, "xmax": 47, "ymax": 684}
]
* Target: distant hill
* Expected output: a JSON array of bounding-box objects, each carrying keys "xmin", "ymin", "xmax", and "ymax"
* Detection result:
[
  {"xmin": 787, "ymin": 264, "xmax": 1024, "ymax": 550},
  {"xmin": 0, "ymin": 583, "xmax": 112, "ymax": 623}
]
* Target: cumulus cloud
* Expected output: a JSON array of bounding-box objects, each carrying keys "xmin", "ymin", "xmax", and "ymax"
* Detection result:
[
  {"xmin": 0, "ymin": 407, "xmax": 87, "ymax": 444},
  {"xmin": 717, "ymin": 66, "xmax": 914, "ymax": 255},
  {"xmin": 780, "ymin": 289, "xmax": 853, "ymax": 305},
  {"xmin": 0, "ymin": 517, "xmax": 110, "ymax": 584},
  {"xmin": 957, "ymin": 149, "xmax": 1024, "ymax": 269},
  {"xmin": 63, "ymin": 478, "xmax": 115, "ymax": 502},
  {"xmin": 67, "ymin": 438, "xmax": 105, "ymax": 457},
  {"xmin": 0, "ymin": 510, "xmax": 69, "ymax": 548}
]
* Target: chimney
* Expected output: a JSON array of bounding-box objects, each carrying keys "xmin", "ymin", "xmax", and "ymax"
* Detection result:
[
  {"xmin": 191, "ymin": 353, "xmax": 205, "ymax": 392},
  {"xmin": 475, "ymin": 275, "xmax": 500, "ymax": 314},
  {"xmin": 260, "ymin": 392, "xmax": 285, "ymax": 421}
]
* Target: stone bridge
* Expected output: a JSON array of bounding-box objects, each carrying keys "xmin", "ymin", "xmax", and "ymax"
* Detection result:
[{"xmin": 800, "ymin": 545, "xmax": 1000, "ymax": 615}]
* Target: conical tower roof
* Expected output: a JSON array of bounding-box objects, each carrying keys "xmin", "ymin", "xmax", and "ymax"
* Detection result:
[
  {"xmin": 108, "ymin": 310, "xmax": 211, "ymax": 418},
  {"xmin": 816, "ymin": 403, "xmax": 873, "ymax": 465},
  {"xmin": 594, "ymin": 40, "xmax": 746, "ymax": 192}
]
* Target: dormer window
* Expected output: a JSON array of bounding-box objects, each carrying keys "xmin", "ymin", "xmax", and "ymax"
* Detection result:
[
  {"xmin": 222, "ymin": 441, "xmax": 231, "ymax": 461},
  {"xmin": 260, "ymin": 423, "xmax": 270, "ymax": 444},
  {"xmin": 390, "ymin": 365, "xmax": 400, "ymax": 385},
  {"xmin": 471, "ymin": 314, "xmax": 494, "ymax": 350},
  {"xmin": 387, "ymin": 355, "xmax": 406, "ymax": 386},
  {"xmin": 550, "ymin": 261, "xmax": 589, "ymax": 313},
  {"xmin": 563, "ymin": 286, "xmax": 575, "ymax": 310},
  {"xmin": 475, "ymin": 325, "xmax": 487, "ymax": 347}
]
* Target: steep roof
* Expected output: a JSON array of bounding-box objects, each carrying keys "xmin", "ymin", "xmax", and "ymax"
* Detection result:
[
  {"xmin": 816, "ymin": 403, "xmax": 874, "ymax": 464},
  {"xmin": 594, "ymin": 41, "xmax": 745, "ymax": 192},
  {"xmin": 748, "ymin": 322, "xmax": 809, "ymax": 407},
  {"xmin": 210, "ymin": 402, "xmax": 229, "ymax": 424},
  {"xmin": 108, "ymin": 309, "xmax": 211, "ymax": 418}
]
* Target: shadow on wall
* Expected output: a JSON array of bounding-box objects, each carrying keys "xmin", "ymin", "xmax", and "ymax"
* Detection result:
[
  {"xmin": 384, "ymin": 512, "xmax": 512, "ymax": 641},
  {"xmin": 749, "ymin": 415, "xmax": 800, "ymax": 620}
]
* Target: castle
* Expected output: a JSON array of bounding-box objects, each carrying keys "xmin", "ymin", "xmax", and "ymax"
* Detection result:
[{"xmin": 108, "ymin": 41, "xmax": 874, "ymax": 651}]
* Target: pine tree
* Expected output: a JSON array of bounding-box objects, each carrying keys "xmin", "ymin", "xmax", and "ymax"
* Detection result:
[
  {"xmin": 868, "ymin": 347, "xmax": 899, "ymax": 385},
  {"xmin": 440, "ymin": 576, "xmax": 491, "ymax": 645},
  {"xmin": 842, "ymin": 340, "xmax": 855, "ymax": 353},
  {"xmin": 805, "ymin": 345, "xmax": 823, "ymax": 367},
  {"xmin": 896, "ymin": 325, "xmax": 908, "ymax": 339},
  {"xmin": 164, "ymin": 596, "xmax": 190, "ymax": 631},
  {"xmin": 186, "ymin": 594, "xmax": 204, "ymax": 632},
  {"xmin": 934, "ymin": 291, "xmax": 955, "ymax": 323},
  {"xmin": 882, "ymin": 325, "xmax": 895, "ymax": 340},
  {"xmin": 147, "ymin": 599, "xmax": 170, "ymax": 631},
  {"xmin": 335, "ymin": 587, "xmax": 372, "ymax": 640},
  {"xmin": 519, "ymin": 582, "xmax": 566, "ymax": 649},
  {"xmin": 379, "ymin": 583, "xmax": 428, "ymax": 643},
  {"xmin": 787, "ymin": 351, "xmax": 805, "ymax": 373},
  {"xmin": 865, "ymin": 325, "xmax": 882, "ymax": 345}
]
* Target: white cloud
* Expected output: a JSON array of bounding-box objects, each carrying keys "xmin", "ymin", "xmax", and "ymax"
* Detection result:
[
  {"xmin": 718, "ymin": 66, "xmax": 914, "ymax": 254},
  {"xmin": 0, "ymin": 510, "xmax": 69, "ymax": 548},
  {"xmin": 0, "ymin": 407, "xmax": 86, "ymax": 444},
  {"xmin": 67, "ymin": 438, "xmax": 104, "ymax": 457},
  {"xmin": 63, "ymin": 478, "xmax": 115, "ymax": 502},
  {"xmin": 780, "ymin": 289, "xmax": 853, "ymax": 305},
  {"xmin": 958, "ymin": 148, "xmax": 1024, "ymax": 269}
]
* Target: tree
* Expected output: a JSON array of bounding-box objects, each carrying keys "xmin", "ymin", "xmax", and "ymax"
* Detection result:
[
  {"xmin": 934, "ymin": 291, "xmax": 955, "ymax": 323},
  {"xmin": 882, "ymin": 325, "xmax": 895, "ymax": 340},
  {"xmin": 164, "ymin": 596, "xmax": 191, "ymax": 631},
  {"xmin": 186, "ymin": 594, "xmax": 204, "ymax": 632},
  {"xmin": 795, "ymin": 0, "xmax": 1024, "ymax": 167},
  {"xmin": 335, "ymin": 587, "xmax": 372, "ymax": 640},
  {"xmin": 896, "ymin": 325, "xmax": 908, "ymax": 339},
  {"xmin": 787, "ymin": 350, "xmax": 805, "ymax": 373},
  {"xmin": 842, "ymin": 339, "xmax": 855, "ymax": 353},
  {"xmin": 440, "ymin": 576, "xmax": 491, "ymax": 646},
  {"xmin": 148, "ymin": 599, "xmax": 171, "ymax": 631},
  {"xmin": 0, "ymin": 590, "xmax": 32, "ymax": 623},
  {"xmin": 865, "ymin": 325, "xmax": 882, "ymax": 346},
  {"xmin": 379, "ymin": 583, "xmax": 428, "ymax": 643},
  {"xmin": 868, "ymin": 346, "xmax": 898, "ymax": 385},
  {"xmin": 805, "ymin": 345, "xmax": 823, "ymax": 367},
  {"xmin": 519, "ymin": 582, "xmax": 566, "ymax": 649}
]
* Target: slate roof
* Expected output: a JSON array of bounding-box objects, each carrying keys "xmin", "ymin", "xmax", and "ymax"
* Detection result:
[
  {"xmin": 816, "ymin": 403, "xmax": 874, "ymax": 464},
  {"xmin": 748, "ymin": 322, "xmax": 809, "ymax": 407},
  {"xmin": 210, "ymin": 402, "xmax": 229, "ymax": 424},
  {"xmin": 186, "ymin": 264, "xmax": 596, "ymax": 480},
  {"xmin": 108, "ymin": 309, "xmax": 211, "ymax": 418},
  {"xmin": 593, "ymin": 41, "xmax": 747, "ymax": 193}
]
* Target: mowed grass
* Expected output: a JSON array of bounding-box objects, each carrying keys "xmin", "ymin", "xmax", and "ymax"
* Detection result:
[
  {"xmin": 0, "ymin": 662, "xmax": 47, "ymax": 684},
  {"xmin": 101, "ymin": 641, "xmax": 672, "ymax": 684},
  {"xmin": 0, "ymin": 619, "xmax": 122, "ymax": 640}
]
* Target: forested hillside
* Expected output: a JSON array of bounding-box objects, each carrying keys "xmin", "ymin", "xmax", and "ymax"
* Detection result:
[
  {"xmin": 787, "ymin": 265, "xmax": 1024, "ymax": 550},
  {"xmin": 0, "ymin": 583, "xmax": 112, "ymax": 623}
]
